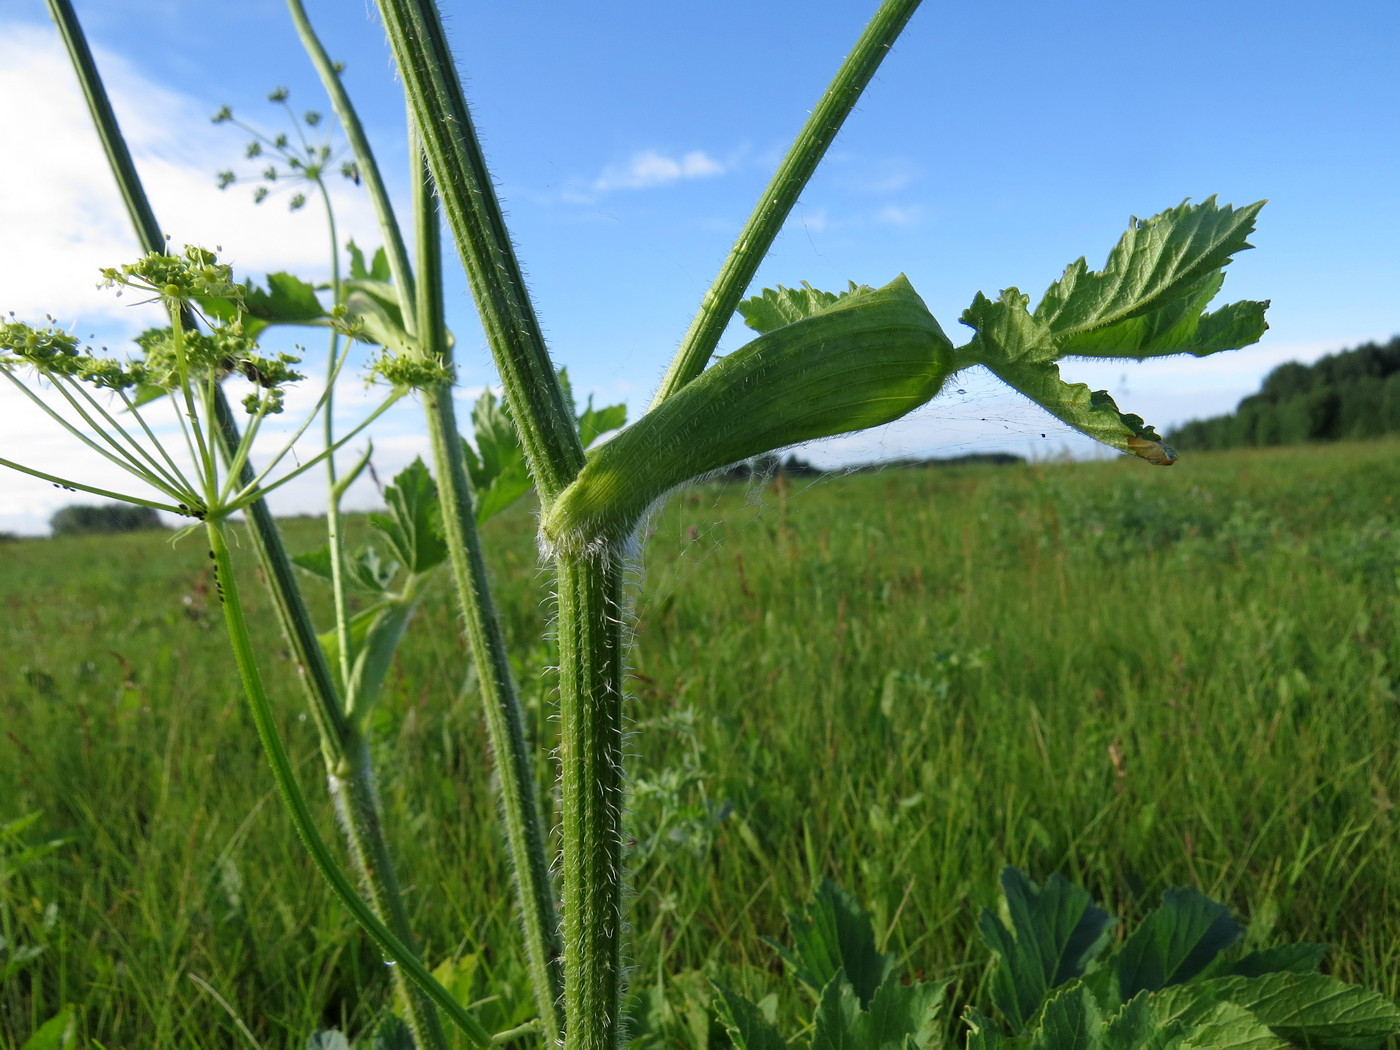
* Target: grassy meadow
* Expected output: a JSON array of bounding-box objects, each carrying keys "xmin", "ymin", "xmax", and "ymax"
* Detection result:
[{"xmin": 2, "ymin": 438, "xmax": 1398, "ymax": 1048}]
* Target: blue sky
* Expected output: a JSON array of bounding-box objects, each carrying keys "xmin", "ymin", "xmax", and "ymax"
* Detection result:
[{"xmin": 2, "ymin": 0, "xmax": 1397, "ymax": 534}]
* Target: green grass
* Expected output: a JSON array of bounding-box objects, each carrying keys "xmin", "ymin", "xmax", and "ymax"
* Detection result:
[{"xmin": 3, "ymin": 439, "xmax": 1398, "ymax": 1048}]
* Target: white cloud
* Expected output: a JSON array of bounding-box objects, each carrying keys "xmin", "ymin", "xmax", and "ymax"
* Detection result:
[
  {"xmin": 874, "ymin": 204, "xmax": 923, "ymax": 227},
  {"xmin": 0, "ymin": 22, "xmax": 390, "ymax": 331},
  {"xmin": 592, "ymin": 149, "xmax": 726, "ymax": 191},
  {"xmin": 0, "ymin": 21, "xmax": 416, "ymax": 534}
]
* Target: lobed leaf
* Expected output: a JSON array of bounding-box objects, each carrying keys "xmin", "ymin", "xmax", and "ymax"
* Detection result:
[
  {"xmin": 776, "ymin": 879, "xmax": 893, "ymax": 1007},
  {"xmin": 738, "ymin": 281, "xmax": 864, "ymax": 334},
  {"xmin": 712, "ymin": 984, "xmax": 788, "ymax": 1050},
  {"xmin": 197, "ymin": 271, "xmax": 327, "ymax": 341},
  {"xmin": 1034, "ymin": 198, "xmax": 1264, "ymax": 346},
  {"xmin": 347, "ymin": 240, "xmax": 392, "ymax": 283},
  {"xmin": 1115, "ymin": 887, "xmax": 1243, "ymax": 999},
  {"xmin": 369, "ymin": 458, "xmax": 447, "ymax": 575},
  {"xmin": 978, "ymin": 867, "xmax": 1115, "ymax": 1032},
  {"xmin": 461, "ymin": 389, "xmax": 532, "ymax": 526},
  {"xmin": 957, "ymin": 199, "xmax": 1269, "ymax": 465}
]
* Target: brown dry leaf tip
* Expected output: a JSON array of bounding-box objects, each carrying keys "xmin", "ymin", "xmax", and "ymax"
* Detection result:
[{"xmin": 1127, "ymin": 434, "xmax": 1176, "ymax": 466}]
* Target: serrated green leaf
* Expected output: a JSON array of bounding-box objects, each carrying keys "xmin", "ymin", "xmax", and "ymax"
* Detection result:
[
  {"xmin": 1030, "ymin": 984, "xmax": 1103, "ymax": 1050},
  {"xmin": 1176, "ymin": 999, "xmax": 1287, "ymax": 1050},
  {"xmin": 958, "ymin": 199, "xmax": 1269, "ymax": 465},
  {"xmin": 1105, "ymin": 993, "xmax": 1186, "ymax": 1050},
  {"xmin": 577, "ymin": 395, "xmax": 627, "ymax": 449},
  {"xmin": 463, "ymin": 389, "xmax": 532, "ymax": 525},
  {"xmin": 1033, "ymin": 197, "xmax": 1264, "ymax": 346},
  {"xmin": 738, "ymin": 281, "xmax": 865, "ymax": 333},
  {"xmin": 978, "ymin": 868, "xmax": 1115, "ymax": 1033},
  {"xmin": 369, "ymin": 458, "xmax": 447, "ymax": 575},
  {"xmin": 964, "ymin": 1010, "xmax": 1012, "ymax": 1050},
  {"xmin": 712, "ymin": 983, "xmax": 789, "ymax": 1050},
  {"xmin": 865, "ymin": 974, "xmax": 950, "ymax": 1049},
  {"xmin": 1115, "ymin": 887, "xmax": 1243, "ymax": 999},
  {"xmin": 1223, "ymin": 943, "xmax": 1328, "ymax": 978},
  {"xmin": 292, "ymin": 544, "xmax": 397, "ymax": 593},
  {"xmin": 778, "ymin": 880, "xmax": 892, "ymax": 1007},
  {"xmin": 1203, "ymin": 973, "xmax": 1400, "ymax": 1049},
  {"xmin": 198, "ymin": 271, "xmax": 328, "ymax": 341},
  {"xmin": 812, "ymin": 971, "xmax": 867, "ymax": 1050},
  {"xmin": 348, "ymin": 240, "xmax": 391, "ymax": 283}
]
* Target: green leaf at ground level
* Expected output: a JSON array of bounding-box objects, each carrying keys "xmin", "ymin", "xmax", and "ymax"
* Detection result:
[
  {"xmin": 1115, "ymin": 887, "xmax": 1242, "ymax": 998},
  {"xmin": 18, "ymin": 1005, "xmax": 75, "ymax": 1050},
  {"xmin": 777, "ymin": 879, "xmax": 892, "ymax": 1007},
  {"xmin": 1202, "ymin": 973, "xmax": 1400, "ymax": 1048},
  {"xmin": 864, "ymin": 973, "xmax": 949, "ymax": 1049},
  {"xmin": 1223, "ymin": 943, "xmax": 1327, "ymax": 978},
  {"xmin": 978, "ymin": 868, "xmax": 1114, "ymax": 1033},
  {"xmin": 712, "ymin": 983, "xmax": 788, "ymax": 1050}
]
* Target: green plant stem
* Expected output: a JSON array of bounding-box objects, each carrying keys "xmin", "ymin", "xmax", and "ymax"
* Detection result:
[
  {"xmin": 291, "ymin": 4, "xmax": 564, "ymax": 1035},
  {"xmin": 329, "ymin": 731, "xmax": 450, "ymax": 1050},
  {"xmin": 651, "ymin": 0, "xmax": 924, "ymax": 406},
  {"xmin": 554, "ymin": 550, "xmax": 628, "ymax": 1050},
  {"xmin": 205, "ymin": 518, "xmax": 491, "ymax": 1049},
  {"xmin": 373, "ymin": 0, "xmax": 583, "ymax": 502},
  {"xmin": 285, "ymin": 0, "xmax": 417, "ymax": 311},
  {"xmin": 413, "ymin": 138, "xmax": 565, "ymax": 1044},
  {"xmin": 44, "ymin": 0, "xmax": 347, "ymax": 756},
  {"xmin": 48, "ymin": 6, "xmax": 454, "ymax": 1040}
]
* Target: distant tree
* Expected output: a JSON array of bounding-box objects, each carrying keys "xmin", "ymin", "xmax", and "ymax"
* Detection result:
[
  {"xmin": 1169, "ymin": 334, "xmax": 1400, "ymax": 451},
  {"xmin": 50, "ymin": 502, "xmax": 163, "ymax": 537}
]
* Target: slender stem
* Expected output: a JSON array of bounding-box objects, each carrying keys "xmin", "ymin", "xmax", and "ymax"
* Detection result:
[
  {"xmin": 316, "ymin": 176, "xmax": 355, "ymax": 692},
  {"xmin": 285, "ymin": 0, "xmax": 417, "ymax": 313},
  {"xmin": 0, "ymin": 454, "xmax": 185, "ymax": 515},
  {"xmin": 45, "ymin": 15, "xmax": 458, "ymax": 1045},
  {"xmin": 205, "ymin": 519, "xmax": 489, "ymax": 1049},
  {"xmin": 413, "ymin": 131, "xmax": 565, "ymax": 1042},
  {"xmin": 554, "ymin": 550, "xmax": 628, "ymax": 1050},
  {"xmin": 373, "ymin": 0, "xmax": 583, "ymax": 503},
  {"xmin": 330, "ymin": 730, "xmax": 451, "ymax": 1050},
  {"xmin": 651, "ymin": 0, "xmax": 924, "ymax": 406}
]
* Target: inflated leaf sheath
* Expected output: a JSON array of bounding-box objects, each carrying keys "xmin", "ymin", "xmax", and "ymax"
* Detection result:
[{"xmin": 542, "ymin": 276, "xmax": 952, "ymax": 551}]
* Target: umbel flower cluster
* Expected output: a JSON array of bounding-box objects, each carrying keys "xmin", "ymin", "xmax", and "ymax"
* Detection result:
[
  {"xmin": 0, "ymin": 245, "xmax": 376, "ymax": 524},
  {"xmin": 3, "ymin": 246, "xmax": 304, "ymax": 415}
]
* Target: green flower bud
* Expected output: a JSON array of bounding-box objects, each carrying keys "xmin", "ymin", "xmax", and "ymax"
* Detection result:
[{"xmin": 542, "ymin": 275, "xmax": 953, "ymax": 553}]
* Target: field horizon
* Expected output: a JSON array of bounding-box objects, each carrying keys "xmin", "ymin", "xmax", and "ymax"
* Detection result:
[{"xmin": 3, "ymin": 438, "xmax": 1397, "ymax": 1048}]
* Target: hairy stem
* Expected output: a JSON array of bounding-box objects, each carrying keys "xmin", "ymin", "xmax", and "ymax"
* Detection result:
[
  {"xmin": 555, "ymin": 550, "xmax": 628, "ymax": 1050},
  {"xmin": 651, "ymin": 0, "xmax": 924, "ymax": 406},
  {"xmin": 373, "ymin": 0, "xmax": 583, "ymax": 502},
  {"xmin": 414, "ymin": 139, "xmax": 565, "ymax": 1043},
  {"xmin": 206, "ymin": 519, "xmax": 490, "ymax": 1049},
  {"xmin": 285, "ymin": 0, "xmax": 417, "ymax": 311}
]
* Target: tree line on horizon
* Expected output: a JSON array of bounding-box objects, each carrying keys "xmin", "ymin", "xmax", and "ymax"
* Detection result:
[{"xmin": 1168, "ymin": 334, "xmax": 1400, "ymax": 451}]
